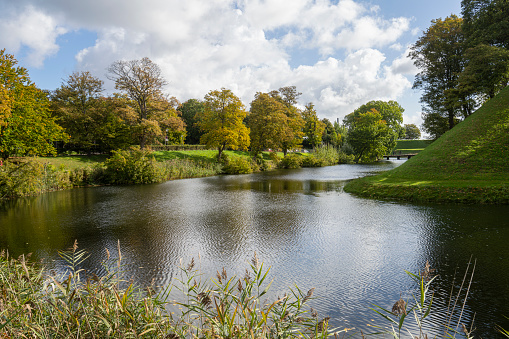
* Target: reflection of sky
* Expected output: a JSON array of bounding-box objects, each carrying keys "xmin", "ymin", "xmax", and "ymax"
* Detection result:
[{"xmin": 1, "ymin": 161, "xmax": 508, "ymax": 336}]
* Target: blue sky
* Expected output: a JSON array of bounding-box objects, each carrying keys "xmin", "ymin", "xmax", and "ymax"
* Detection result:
[{"xmin": 0, "ymin": 0, "xmax": 461, "ymax": 128}]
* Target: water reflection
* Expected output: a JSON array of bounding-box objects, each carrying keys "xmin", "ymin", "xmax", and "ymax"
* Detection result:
[{"xmin": 1, "ymin": 161, "xmax": 508, "ymax": 337}]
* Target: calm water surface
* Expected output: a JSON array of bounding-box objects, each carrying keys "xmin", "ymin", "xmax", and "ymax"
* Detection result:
[{"xmin": 1, "ymin": 161, "xmax": 508, "ymax": 337}]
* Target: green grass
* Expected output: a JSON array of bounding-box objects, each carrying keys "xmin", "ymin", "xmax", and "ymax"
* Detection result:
[
  {"xmin": 345, "ymin": 86, "xmax": 509, "ymax": 204},
  {"xmin": 390, "ymin": 140, "xmax": 432, "ymax": 154},
  {"xmin": 35, "ymin": 154, "xmax": 108, "ymax": 170}
]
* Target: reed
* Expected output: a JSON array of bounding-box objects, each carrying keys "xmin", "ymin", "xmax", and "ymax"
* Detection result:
[
  {"xmin": 369, "ymin": 259, "xmax": 476, "ymax": 338},
  {"xmin": 0, "ymin": 244, "xmax": 339, "ymax": 338}
]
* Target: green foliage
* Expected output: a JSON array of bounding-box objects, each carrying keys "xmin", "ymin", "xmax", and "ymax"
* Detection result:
[
  {"xmin": 410, "ymin": 15, "xmax": 466, "ymax": 138},
  {"xmin": 344, "ymin": 100, "xmax": 404, "ymax": 138},
  {"xmin": 302, "ymin": 145, "xmax": 340, "ymax": 167},
  {"xmin": 302, "ymin": 103, "xmax": 325, "ymax": 149},
  {"xmin": 345, "ymin": 86, "xmax": 509, "ymax": 204},
  {"xmin": 107, "ymin": 58, "xmax": 186, "ymax": 148},
  {"xmin": 260, "ymin": 87, "xmax": 305, "ymax": 156},
  {"xmin": 404, "ymin": 124, "xmax": 421, "ymax": 140},
  {"xmin": 51, "ymin": 72, "xmax": 134, "ymax": 154},
  {"xmin": 0, "ymin": 159, "xmax": 75, "ymax": 199},
  {"xmin": 178, "ymin": 98, "xmax": 205, "ymax": 145},
  {"xmin": 461, "ymin": 0, "xmax": 509, "ymax": 49},
  {"xmin": 321, "ymin": 118, "xmax": 339, "ymax": 147},
  {"xmin": 279, "ymin": 153, "xmax": 303, "ymax": 169},
  {"xmin": 104, "ymin": 147, "xmax": 164, "ymax": 184},
  {"xmin": 346, "ymin": 109, "xmax": 396, "ymax": 163},
  {"xmin": 0, "ymin": 49, "xmax": 68, "ymax": 159},
  {"xmin": 248, "ymin": 92, "xmax": 290, "ymax": 155},
  {"xmin": 220, "ymin": 153, "xmax": 253, "ymax": 174},
  {"xmin": 458, "ymin": 44, "xmax": 509, "ymax": 99}
]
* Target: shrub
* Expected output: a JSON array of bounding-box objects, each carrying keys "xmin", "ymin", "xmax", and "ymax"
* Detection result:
[
  {"xmin": 279, "ymin": 153, "xmax": 303, "ymax": 169},
  {"xmin": 0, "ymin": 159, "xmax": 74, "ymax": 198},
  {"xmin": 161, "ymin": 158, "xmax": 222, "ymax": 179},
  {"xmin": 221, "ymin": 154, "xmax": 253, "ymax": 174},
  {"xmin": 268, "ymin": 151, "xmax": 281, "ymax": 164},
  {"xmin": 103, "ymin": 147, "xmax": 165, "ymax": 184},
  {"xmin": 313, "ymin": 145, "xmax": 340, "ymax": 166},
  {"xmin": 337, "ymin": 152, "xmax": 355, "ymax": 164},
  {"xmin": 302, "ymin": 155, "xmax": 324, "ymax": 167}
]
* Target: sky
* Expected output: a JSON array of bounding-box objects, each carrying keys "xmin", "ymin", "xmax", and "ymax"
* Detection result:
[{"xmin": 0, "ymin": 0, "xmax": 461, "ymax": 128}]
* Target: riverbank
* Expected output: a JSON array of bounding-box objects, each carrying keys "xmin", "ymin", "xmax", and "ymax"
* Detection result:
[
  {"xmin": 345, "ymin": 86, "xmax": 509, "ymax": 204},
  {"xmin": 1, "ymin": 146, "xmax": 349, "ymax": 200}
]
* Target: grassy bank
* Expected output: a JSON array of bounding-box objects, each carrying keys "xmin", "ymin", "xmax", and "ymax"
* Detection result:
[
  {"xmin": 390, "ymin": 139, "xmax": 431, "ymax": 154},
  {"xmin": 1, "ymin": 146, "xmax": 348, "ymax": 199},
  {"xmin": 345, "ymin": 86, "xmax": 509, "ymax": 204}
]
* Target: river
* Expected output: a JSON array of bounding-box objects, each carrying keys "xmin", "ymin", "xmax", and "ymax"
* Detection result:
[{"xmin": 1, "ymin": 161, "xmax": 508, "ymax": 337}]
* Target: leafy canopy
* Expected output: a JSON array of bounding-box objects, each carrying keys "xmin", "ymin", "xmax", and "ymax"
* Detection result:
[
  {"xmin": 199, "ymin": 88, "xmax": 250, "ymax": 160},
  {"xmin": 346, "ymin": 109, "xmax": 396, "ymax": 163},
  {"xmin": 0, "ymin": 49, "xmax": 68, "ymax": 159}
]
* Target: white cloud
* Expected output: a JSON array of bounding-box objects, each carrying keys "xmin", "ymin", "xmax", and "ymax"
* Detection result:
[
  {"xmin": 0, "ymin": 5, "xmax": 67, "ymax": 67},
  {"xmin": 2, "ymin": 0, "xmax": 416, "ymax": 121}
]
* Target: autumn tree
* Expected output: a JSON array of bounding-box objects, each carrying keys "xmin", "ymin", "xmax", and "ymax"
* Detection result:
[
  {"xmin": 107, "ymin": 57, "xmax": 185, "ymax": 148},
  {"xmin": 199, "ymin": 88, "xmax": 250, "ymax": 160},
  {"xmin": 269, "ymin": 86, "xmax": 304, "ymax": 155},
  {"xmin": 0, "ymin": 49, "xmax": 68, "ymax": 159},
  {"xmin": 178, "ymin": 99, "xmax": 205, "ymax": 144},
  {"xmin": 404, "ymin": 124, "xmax": 421, "ymax": 140},
  {"xmin": 346, "ymin": 109, "xmax": 395, "ymax": 163},
  {"xmin": 302, "ymin": 103, "xmax": 325, "ymax": 149},
  {"xmin": 51, "ymin": 71, "xmax": 107, "ymax": 153},
  {"xmin": 248, "ymin": 92, "xmax": 289, "ymax": 155},
  {"xmin": 409, "ymin": 16, "xmax": 466, "ymax": 138}
]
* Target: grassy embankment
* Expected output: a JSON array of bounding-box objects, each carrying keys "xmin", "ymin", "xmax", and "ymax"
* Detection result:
[
  {"xmin": 344, "ymin": 86, "xmax": 509, "ymax": 204},
  {"xmin": 391, "ymin": 139, "xmax": 431, "ymax": 154}
]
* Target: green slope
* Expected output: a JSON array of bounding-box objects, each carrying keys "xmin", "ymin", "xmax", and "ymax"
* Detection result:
[{"xmin": 344, "ymin": 86, "xmax": 509, "ymax": 204}]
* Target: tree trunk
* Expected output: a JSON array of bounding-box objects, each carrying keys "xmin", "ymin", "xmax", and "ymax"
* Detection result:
[
  {"xmin": 217, "ymin": 146, "xmax": 223, "ymax": 161},
  {"xmin": 448, "ymin": 110, "xmax": 455, "ymax": 130},
  {"xmin": 140, "ymin": 134, "xmax": 147, "ymax": 149}
]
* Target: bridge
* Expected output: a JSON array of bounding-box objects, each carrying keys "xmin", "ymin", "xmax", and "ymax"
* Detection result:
[{"xmin": 383, "ymin": 153, "xmax": 417, "ymax": 160}]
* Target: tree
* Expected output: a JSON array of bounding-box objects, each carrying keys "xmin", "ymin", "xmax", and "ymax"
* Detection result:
[
  {"xmin": 343, "ymin": 100, "xmax": 403, "ymax": 149},
  {"xmin": 51, "ymin": 71, "xmax": 106, "ymax": 153},
  {"xmin": 248, "ymin": 92, "xmax": 288, "ymax": 155},
  {"xmin": 334, "ymin": 121, "xmax": 348, "ymax": 148},
  {"xmin": 343, "ymin": 100, "xmax": 404, "ymax": 138},
  {"xmin": 199, "ymin": 88, "xmax": 250, "ymax": 160},
  {"xmin": 178, "ymin": 99, "xmax": 205, "ymax": 145},
  {"xmin": 269, "ymin": 87, "xmax": 304, "ymax": 155},
  {"xmin": 321, "ymin": 118, "xmax": 339, "ymax": 147},
  {"xmin": 0, "ymin": 49, "xmax": 68, "ymax": 159},
  {"xmin": 461, "ymin": 0, "xmax": 509, "ymax": 49},
  {"xmin": 458, "ymin": 44, "xmax": 509, "ymax": 100},
  {"xmin": 404, "ymin": 124, "xmax": 421, "ymax": 140},
  {"xmin": 302, "ymin": 103, "xmax": 325, "ymax": 149},
  {"xmin": 346, "ymin": 109, "xmax": 395, "ymax": 163},
  {"xmin": 107, "ymin": 57, "xmax": 184, "ymax": 148},
  {"xmin": 410, "ymin": 16, "xmax": 466, "ymax": 137}
]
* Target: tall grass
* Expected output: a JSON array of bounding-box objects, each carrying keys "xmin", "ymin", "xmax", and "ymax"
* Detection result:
[
  {"xmin": 370, "ymin": 259, "xmax": 476, "ymax": 338},
  {"xmin": 0, "ymin": 244, "xmax": 339, "ymax": 338}
]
